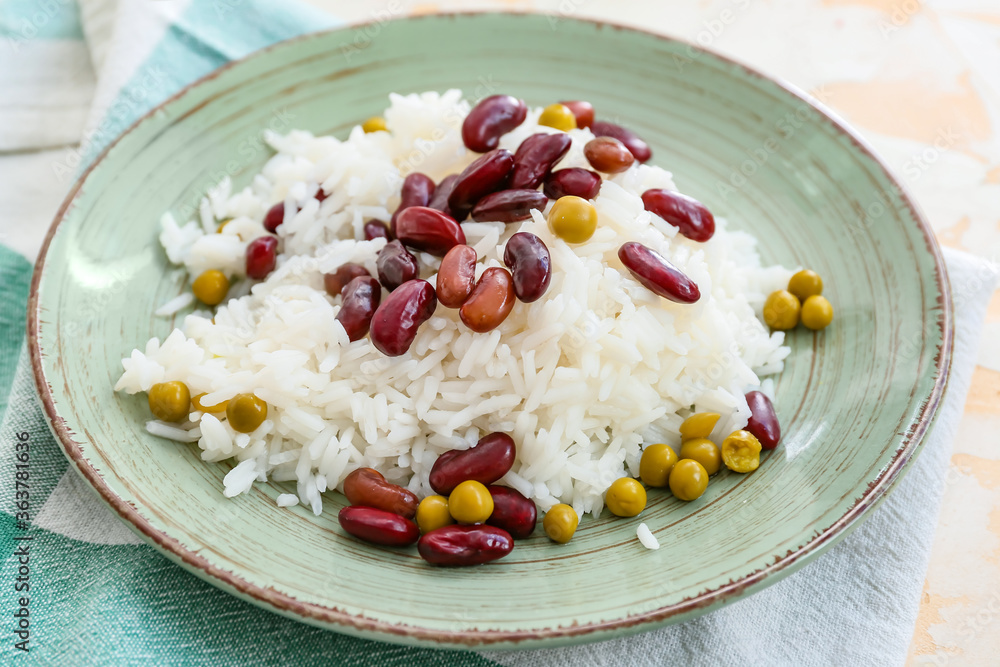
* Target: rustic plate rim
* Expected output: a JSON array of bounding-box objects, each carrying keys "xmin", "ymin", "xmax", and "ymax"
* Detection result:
[{"xmin": 27, "ymin": 11, "xmax": 954, "ymax": 649}]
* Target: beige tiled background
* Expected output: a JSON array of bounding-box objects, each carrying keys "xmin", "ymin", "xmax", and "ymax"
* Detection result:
[{"xmin": 298, "ymin": 0, "xmax": 1000, "ymax": 663}]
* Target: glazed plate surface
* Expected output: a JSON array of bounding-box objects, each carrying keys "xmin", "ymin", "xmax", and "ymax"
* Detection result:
[{"xmin": 29, "ymin": 13, "xmax": 952, "ymax": 649}]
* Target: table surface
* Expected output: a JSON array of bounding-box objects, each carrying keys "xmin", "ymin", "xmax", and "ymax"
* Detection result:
[
  {"xmin": 2, "ymin": 0, "xmax": 996, "ymax": 663},
  {"xmin": 303, "ymin": 1, "xmax": 1000, "ymax": 663}
]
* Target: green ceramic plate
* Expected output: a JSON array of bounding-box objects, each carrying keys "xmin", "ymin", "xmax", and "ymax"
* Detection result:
[{"xmin": 28, "ymin": 13, "xmax": 952, "ymax": 650}]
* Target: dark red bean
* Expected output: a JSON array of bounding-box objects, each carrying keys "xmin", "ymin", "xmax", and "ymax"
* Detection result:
[
  {"xmin": 428, "ymin": 174, "xmax": 460, "ymax": 217},
  {"xmin": 338, "ymin": 506, "xmax": 419, "ymax": 547},
  {"xmin": 429, "ymin": 432, "xmax": 516, "ymax": 495},
  {"xmin": 418, "ymin": 524, "xmax": 513, "ymax": 566},
  {"xmin": 509, "ymin": 133, "xmax": 572, "ymax": 190},
  {"xmin": 390, "ymin": 172, "xmax": 436, "ymax": 234},
  {"xmin": 447, "ymin": 149, "xmax": 515, "ymax": 221},
  {"xmin": 486, "ymin": 486, "xmax": 536, "ymax": 539},
  {"xmin": 591, "ymin": 120, "xmax": 652, "ymax": 163},
  {"xmin": 376, "ymin": 240, "xmax": 419, "ymax": 291},
  {"xmin": 315, "ymin": 188, "xmax": 328, "ymax": 202},
  {"xmin": 503, "ymin": 232, "xmax": 551, "ymax": 303},
  {"xmin": 559, "ymin": 100, "xmax": 595, "ymax": 129},
  {"xmin": 363, "ymin": 219, "xmax": 391, "ymax": 241},
  {"xmin": 471, "ymin": 189, "xmax": 548, "ymax": 223},
  {"xmin": 584, "ymin": 137, "xmax": 635, "ymax": 174},
  {"xmin": 336, "ymin": 276, "xmax": 382, "ymax": 342},
  {"xmin": 245, "ymin": 236, "xmax": 278, "ymax": 279},
  {"xmin": 263, "ymin": 202, "xmax": 285, "ymax": 233},
  {"xmin": 343, "ymin": 467, "xmax": 418, "ymax": 519},
  {"xmin": 641, "ymin": 189, "xmax": 716, "ymax": 243},
  {"xmin": 394, "ymin": 206, "xmax": 466, "ymax": 256},
  {"xmin": 543, "ymin": 168, "xmax": 602, "ymax": 200},
  {"xmin": 745, "ymin": 391, "xmax": 781, "ymax": 451},
  {"xmin": 369, "ymin": 279, "xmax": 437, "ymax": 356},
  {"xmin": 324, "ymin": 263, "xmax": 371, "ymax": 297},
  {"xmin": 462, "ymin": 95, "xmax": 527, "ymax": 153},
  {"xmin": 460, "ymin": 267, "xmax": 516, "ymax": 333},
  {"xmin": 436, "ymin": 244, "xmax": 477, "ymax": 308},
  {"xmin": 618, "ymin": 242, "xmax": 700, "ymax": 304}
]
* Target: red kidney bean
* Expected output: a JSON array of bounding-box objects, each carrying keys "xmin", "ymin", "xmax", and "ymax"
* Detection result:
[
  {"xmin": 315, "ymin": 188, "xmax": 328, "ymax": 202},
  {"xmin": 429, "ymin": 432, "xmax": 516, "ymax": 495},
  {"xmin": 394, "ymin": 206, "xmax": 466, "ymax": 256},
  {"xmin": 428, "ymin": 174, "xmax": 459, "ymax": 217},
  {"xmin": 471, "ymin": 189, "xmax": 548, "ymax": 223},
  {"xmin": 245, "ymin": 236, "xmax": 278, "ymax": 279},
  {"xmin": 338, "ymin": 506, "xmax": 419, "ymax": 547},
  {"xmin": 584, "ymin": 137, "xmax": 635, "ymax": 174},
  {"xmin": 462, "ymin": 95, "xmax": 527, "ymax": 153},
  {"xmin": 390, "ymin": 172, "xmax": 436, "ymax": 234},
  {"xmin": 363, "ymin": 219, "xmax": 391, "ymax": 241},
  {"xmin": 369, "ymin": 279, "xmax": 437, "ymax": 356},
  {"xmin": 336, "ymin": 276, "xmax": 382, "ymax": 342},
  {"xmin": 417, "ymin": 524, "xmax": 513, "ymax": 566},
  {"xmin": 640, "ymin": 188, "xmax": 716, "ymax": 242},
  {"xmin": 376, "ymin": 240, "xmax": 419, "ymax": 291},
  {"xmin": 618, "ymin": 242, "xmax": 700, "ymax": 304},
  {"xmin": 509, "ymin": 132, "xmax": 572, "ymax": 190},
  {"xmin": 263, "ymin": 202, "xmax": 285, "ymax": 233},
  {"xmin": 447, "ymin": 149, "xmax": 515, "ymax": 221},
  {"xmin": 745, "ymin": 390, "xmax": 781, "ymax": 450},
  {"xmin": 503, "ymin": 232, "xmax": 551, "ymax": 303},
  {"xmin": 343, "ymin": 467, "xmax": 418, "ymax": 519},
  {"xmin": 485, "ymin": 485, "xmax": 536, "ymax": 539},
  {"xmin": 559, "ymin": 100, "xmax": 594, "ymax": 129},
  {"xmin": 460, "ymin": 267, "xmax": 516, "ymax": 333},
  {"xmin": 436, "ymin": 244, "xmax": 477, "ymax": 308},
  {"xmin": 543, "ymin": 168, "xmax": 602, "ymax": 200},
  {"xmin": 324, "ymin": 263, "xmax": 371, "ymax": 297},
  {"xmin": 591, "ymin": 120, "xmax": 652, "ymax": 163}
]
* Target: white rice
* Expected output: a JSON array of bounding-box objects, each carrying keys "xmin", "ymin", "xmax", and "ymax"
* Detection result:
[
  {"xmin": 637, "ymin": 522, "xmax": 659, "ymax": 550},
  {"xmin": 115, "ymin": 90, "xmax": 792, "ymax": 517}
]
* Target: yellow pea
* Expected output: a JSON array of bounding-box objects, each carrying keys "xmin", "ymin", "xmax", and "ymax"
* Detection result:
[
  {"xmin": 148, "ymin": 381, "xmax": 190, "ymax": 423},
  {"xmin": 362, "ymin": 116, "xmax": 387, "ymax": 133},
  {"xmin": 680, "ymin": 412, "xmax": 721, "ymax": 442},
  {"xmin": 763, "ymin": 290, "xmax": 800, "ymax": 330},
  {"xmin": 605, "ymin": 477, "xmax": 646, "ymax": 517},
  {"xmin": 543, "ymin": 503, "xmax": 579, "ymax": 543},
  {"xmin": 721, "ymin": 430, "xmax": 762, "ymax": 473},
  {"xmin": 678, "ymin": 437, "xmax": 722, "ymax": 476},
  {"xmin": 801, "ymin": 295, "xmax": 834, "ymax": 330},
  {"xmin": 639, "ymin": 444, "xmax": 678, "ymax": 488},
  {"xmin": 416, "ymin": 495, "xmax": 454, "ymax": 533},
  {"xmin": 537, "ymin": 103, "xmax": 577, "ymax": 132},
  {"xmin": 448, "ymin": 480, "xmax": 494, "ymax": 524}
]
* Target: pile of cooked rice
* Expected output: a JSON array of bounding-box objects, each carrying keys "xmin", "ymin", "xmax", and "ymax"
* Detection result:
[{"xmin": 115, "ymin": 90, "xmax": 791, "ymax": 518}]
